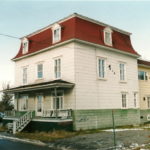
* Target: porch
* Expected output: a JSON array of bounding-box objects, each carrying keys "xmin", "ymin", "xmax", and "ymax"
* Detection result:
[{"xmin": 4, "ymin": 109, "xmax": 72, "ymax": 121}]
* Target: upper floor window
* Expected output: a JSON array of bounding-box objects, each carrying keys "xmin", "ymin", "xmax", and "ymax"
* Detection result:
[
  {"xmin": 37, "ymin": 64, "xmax": 43, "ymax": 79},
  {"xmin": 97, "ymin": 57, "xmax": 106, "ymax": 79},
  {"xmin": 138, "ymin": 71, "xmax": 148, "ymax": 80},
  {"xmin": 104, "ymin": 27, "xmax": 113, "ymax": 46},
  {"xmin": 22, "ymin": 38, "xmax": 29, "ymax": 54},
  {"xmin": 54, "ymin": 58, "xmax": 61, "ymax": 79},
  {"xmin": 52, "ymin": 23, "xmax": 61, "ymax": 44},
  {"xmin": 119, "ymin": 63, "xmax": 126, "ymax": 81},
  {"xmin": 23, "ymin": 67, "xmax": 27, "ymax": 85}
]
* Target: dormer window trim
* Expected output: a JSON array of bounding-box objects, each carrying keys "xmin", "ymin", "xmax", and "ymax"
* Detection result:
[
  {"xmin": 22, "ymin": 38, "xmax": 29, "ymax": 54},
  {"xmin": 104, "ymin": 27, "xmax": 113, "ymax": 46},
  {"xmin": 52, "ymin": 23, "xmax": 61, "ymax": 44}
]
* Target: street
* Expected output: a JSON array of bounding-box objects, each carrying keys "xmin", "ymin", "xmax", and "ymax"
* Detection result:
[{"xmin": 0, "ymin": 138, "xmax": 51, "ymax": 150}]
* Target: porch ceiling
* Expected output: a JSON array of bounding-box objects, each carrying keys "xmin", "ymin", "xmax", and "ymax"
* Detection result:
[{"xmin": 4, "ymin": 80, "xmax": 75, "ymax": 93}]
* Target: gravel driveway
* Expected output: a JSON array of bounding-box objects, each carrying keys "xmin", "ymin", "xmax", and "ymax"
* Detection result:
[{"xmin": 48, "ymin": 129, "xmax": 150, "ymax": 150}]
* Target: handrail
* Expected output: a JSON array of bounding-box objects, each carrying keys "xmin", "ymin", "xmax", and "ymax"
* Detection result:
[
  {"xmin": 43, "ymin": 109, "xmax": 72, "ymax": 118},
  {"xmin": 13, "ymin": 111, "xmax": 33, "ymax": 134}
]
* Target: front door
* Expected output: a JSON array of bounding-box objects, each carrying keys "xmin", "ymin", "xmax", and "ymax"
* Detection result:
[{"xmin": 36, "ymin": 95, "xmax": 43, "ymax": 116}]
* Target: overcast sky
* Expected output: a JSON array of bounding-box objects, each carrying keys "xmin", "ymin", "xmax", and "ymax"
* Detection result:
[{"xmin": 0, "ymin": 0, "xmax": 150, "ymax": 90}]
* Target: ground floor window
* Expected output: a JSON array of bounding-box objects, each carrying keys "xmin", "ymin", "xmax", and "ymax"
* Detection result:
[
  {"xmin": 20, "ymin": 95, "xmax": 28, "ymax": 111},
  {"xmin": 147, "ymin": 97, "xmax": 150, "ymax": 108},
  {"xmin": 122, "ymin": 93, "xmax": 127, "ymax": 108},
  {"xmin": 52, "ymin": 91, "xmax": 63, "ymax": 110},
  {"xmin": 134, "ymin": 92, "xmax": 137, "ymax": 108},
  {"xmin": 37, "ymin": 95, "xmax": 43, "ymax": 113}
]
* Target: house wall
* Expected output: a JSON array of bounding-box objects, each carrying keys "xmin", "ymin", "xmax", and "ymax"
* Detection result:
[
  {"xmin": 138, "ymin": 66, "xmax": 150, "ymax": 109},
  {"xmin": 74, "ymin": 43, "xmax": 139, "ymax": 109},
  {"xmin": 14, "ymin": 43, "xmax": 76, "ymax": 110},
  {"xmin": 73, "ymin": 42, "xmax": 140, "ymax": 130}
]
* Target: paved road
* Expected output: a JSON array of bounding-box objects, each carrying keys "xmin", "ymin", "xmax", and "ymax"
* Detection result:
[{"xmin": 0, "ymin": 138, "xmax": 51, "ymax": 150}]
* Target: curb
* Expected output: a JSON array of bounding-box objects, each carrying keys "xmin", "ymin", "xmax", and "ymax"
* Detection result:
[{"xmin": 0, "ymin": 134, "xmax": 47, "ymax": 146}]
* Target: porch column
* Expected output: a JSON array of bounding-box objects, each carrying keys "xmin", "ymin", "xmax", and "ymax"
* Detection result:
[{"xmin": 54, "ymin": 87, "xmax": 58, "ymax": 118}]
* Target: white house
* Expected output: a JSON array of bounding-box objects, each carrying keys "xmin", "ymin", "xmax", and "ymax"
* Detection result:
[{"xmin": 4, "ymin": 13, "xmax": 140, "ymax": 133}]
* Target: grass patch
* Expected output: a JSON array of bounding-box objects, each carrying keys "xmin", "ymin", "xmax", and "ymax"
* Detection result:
[
  {"xmin": 16, "ymin": 129, "xmax": 104, "ymax": 142},
  {"xmin": 0, "ymin": 126, "xmax": 7, "ymax": 132}
]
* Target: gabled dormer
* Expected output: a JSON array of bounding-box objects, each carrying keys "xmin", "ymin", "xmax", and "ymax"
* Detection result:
[
  {"xmin": 52, "ymin": 23, "xmax": 61, "ymax": 44},
  {"xmin": 103, "ymin": 27, "xmax": 113, "ymax": 46},
  {"xmin": 22, "ymin": 37, "xmax": 29, "ymax": 54}
]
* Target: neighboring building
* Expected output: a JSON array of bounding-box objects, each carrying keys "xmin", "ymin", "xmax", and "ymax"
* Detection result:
[
  {"xmin": 138, "ymin": 59, "xmax": 150, "ymax": 123},
  {"xmin": 4, "ymin": 13, "xmax": 140, "ymax": 133}
]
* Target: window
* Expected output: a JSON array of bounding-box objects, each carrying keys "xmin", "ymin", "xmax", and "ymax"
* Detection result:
[
  {"xmin": 54, "ymin": 58, "xmax": 61, "ymax": 79},
  {"xmin": 37, "ymin": 64, "xmax": 43, "ymax": 79},
  {"xmin": 52, "ymin": 24, "xmax": 61, "ymax": 43},
  {"xmin": 138, "ymin": 71, "xmax": 148, "ymax": 80},
  {"xmin": 98, "ymin": 58, "xmax": 106, "ymax": 79},
  {"xmin": 20, "ymin": 95, "xmax": 28, "ymax": 111},
  {"xmin": 22, "ymin": 38, "xmax": 29, "ymax": 54},
  {"xmin": 122, "ymin": 93, "xmax": 127, "ymax": 108},
  {"xmin": 134, "ymin": 93, "xmax": 137, "ymax": 108},
  {"xmin": 147, "ymin": 97, "xmax": 150, "ymax": 108},
  {"xmin": 23, "ymin": 67, "xmax": 27, "ymax": 85},
  {"xmin": 52, "ymin": 91, "xmax": 63, "ymax": 110},
  {"xmin": 104, "ymin": 27, "xmax": 113, "ymax": 46},
  {"xmin": 119, "ymin": 63, "xmax": 126, "ymax": 81}
]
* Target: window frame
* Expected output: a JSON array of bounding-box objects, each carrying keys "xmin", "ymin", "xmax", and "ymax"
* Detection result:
[
  {"xmin": 22, "ymin": 38, "xmax": 29, "ymax": 54},
  {"xmin": 22, "ymin": 67, "xmax": 28, "ymax": 85},
  {"xmin": 138, "ymin": 71, "xmax": 148, "ymax": 80},
  {"xmin": 54, "ymin": 57, "xmax": 61, "ymax": 79},
  {"xmin": 19, "ymin": 95, "xmax": 28, "ymax": 111},
  {"xmin": 121, "ymin": 92, "xmax": 128, "ymax": 109},
  {"xmin": 147, "ymin": 97, "xmax": 150, "ymax": 109},
  {"xmin": 119, "ymin": 62, "xmax": 126, "ymax": 82},
  {"xmin": 97, "ymin": 57, "xmax": 107, "ymax": 80},
  {"xmin": 133, "ymin": 92, "xmax": 138, "ymax": 108},
  {"xmin": 52, "ymin": 23, "xmax": 61, "ymax": 44},
  {"xmin": 37, "ymin": 63, "xmax": 43, "ymax": 79},
  {"xmin": 104, "ymin": 27, "xmax": 113, "ymax": 46}
]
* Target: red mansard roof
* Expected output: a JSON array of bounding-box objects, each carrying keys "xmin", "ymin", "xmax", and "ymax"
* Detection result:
[{"xmin": 13, "ymin": 13, "xmax": 139, "ymax": 60}]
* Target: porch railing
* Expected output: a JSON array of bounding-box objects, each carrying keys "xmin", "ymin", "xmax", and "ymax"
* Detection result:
[
  {"xmin": 5, "ymin": 110, "xmax": 16, "ymax": 117},
  {"xmin": 8, "ymin": 111, "xmax": 33, "ymax": 134},
  {"xmin": 42, "ymin": 109, "xmax": 72, "ymax": 119}
]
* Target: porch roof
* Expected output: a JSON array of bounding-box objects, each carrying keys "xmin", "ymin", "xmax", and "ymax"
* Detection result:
[{"xmin": 4, "ymin": 80, "xmax": 74, "ymax": 93}]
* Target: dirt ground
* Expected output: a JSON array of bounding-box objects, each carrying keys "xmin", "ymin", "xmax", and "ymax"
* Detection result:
[{"xmin": 48, "ymin": 129, "xmax": 150, "ymax": 150}]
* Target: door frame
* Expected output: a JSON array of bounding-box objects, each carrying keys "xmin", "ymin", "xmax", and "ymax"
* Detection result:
[{"xmin": 35, "ymin": 94, "xmax": 43, "ymax": 116}]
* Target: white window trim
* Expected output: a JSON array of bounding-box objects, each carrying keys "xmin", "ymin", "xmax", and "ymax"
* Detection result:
[
  {"xmin": 121, "ymin": 92, "xmax": 128, "ymax": 109},
  {"xmin": 97, "ymin": 57, "xmax": 107, "ymax": 80},
  {"xmin": 104, "ymin": 27, "xmax": 113, "ymax": 46},
  {"xmin": 19, "ymin": 94, "xmax": 28, "ymax": 111},
  {"xmin": 54, "ymin": 57, "xmax": 62, "ymax": 79},
  {"xmin": 133, "ymin": 92, "xmax": 138, "ymax": 108},
  {"xmin": 35, "ymin": 94, "xmax": 44, "ymax": 116},
  {"xmin": 138, "ymin": 71, "xmax": 148, "ymax": 81},
  {"xmin": 52, "ymin": 23, "xmax": 61, "ymax": 44},
  {"xmin": 36, "ymin": 63, "xmax": 44, "ymax": 79},
  {"xmin": 119, "ymin": 62, "xmax": 127, "ymax": 83},
  {"xmin": 22, "ymin": 66, "xmax": 28, "ymax": 85},
  {"xmin": 22, "ymin": 38, "xmax": 29, "ymax": 54}
]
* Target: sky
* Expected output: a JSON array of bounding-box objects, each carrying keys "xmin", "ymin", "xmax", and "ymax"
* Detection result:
[{"xmin": 0, "ymin": 0, "xmax": 150, "ymax": 90}]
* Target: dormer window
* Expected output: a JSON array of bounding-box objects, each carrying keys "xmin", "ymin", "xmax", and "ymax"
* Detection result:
[
  {"xmin": 104, "ymin": 27, "xmax": 113, "ymax": 46},
  {"xmin": 22, "ymin": 38, "xmax": 29, "ymax": 54},
  {"xmin": 52, "ymin": 23, "xmax": 61, "ymax": 44}
]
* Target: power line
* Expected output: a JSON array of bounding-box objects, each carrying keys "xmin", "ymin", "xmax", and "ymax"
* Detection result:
[{"xmin": 0, "ymin": 33, "xmax": 20, "ymax": 39}]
